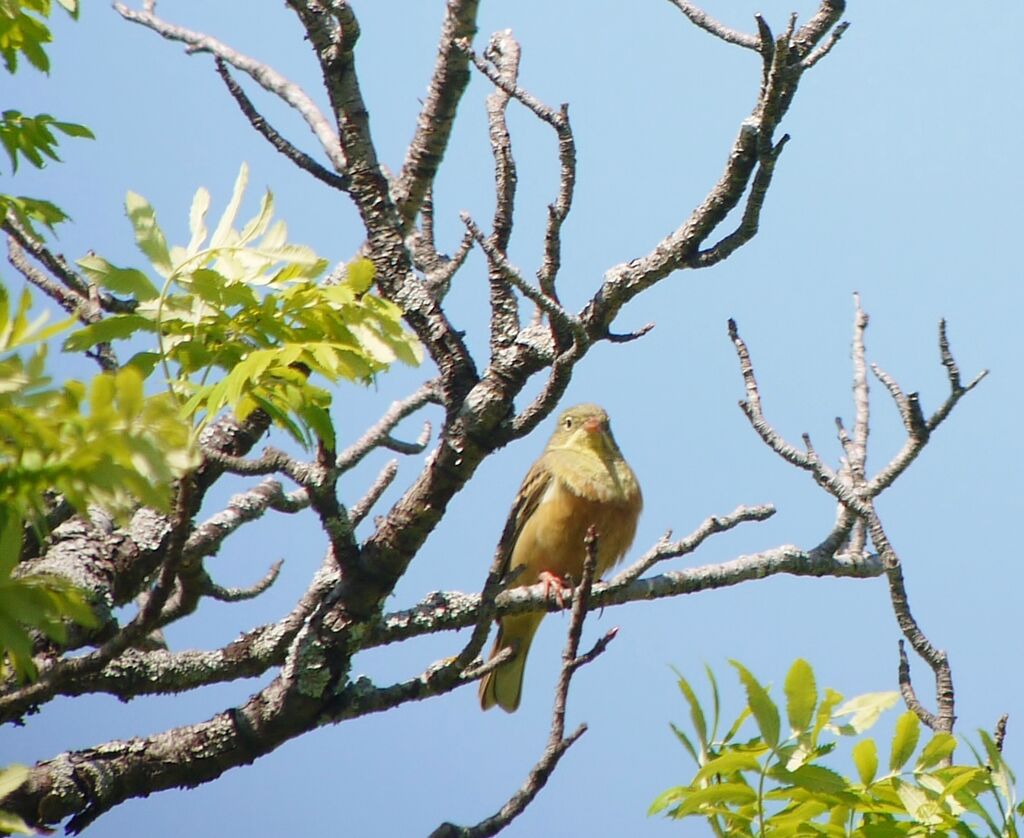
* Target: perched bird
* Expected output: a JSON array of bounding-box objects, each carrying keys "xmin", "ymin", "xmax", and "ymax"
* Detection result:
[{"xmin": 479, "ymin": 403, "xmax": 642, "ymax": 712}]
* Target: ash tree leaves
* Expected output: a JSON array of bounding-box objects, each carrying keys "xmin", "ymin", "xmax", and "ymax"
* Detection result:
[
  {"xmin": 67, "ymin": 163, "xmax": 423, "ymax": 448},
  {"xmin": 0, "ymin": 284, "xmax": 198, "ymax": 682},
  {"xmin": 1, "ymin": 0, "xmax": 90, "ymax": 235},
  {"xmin": 0, "ymin": 109, "xmax": 93, "ymax": 173},
  {"xmin": 0, "ymin": 0, "xmax": 80, "ymax": 74},
  {"xmin": 652, "ymin": 659, "xmax": 1020, "ymax": 836}
]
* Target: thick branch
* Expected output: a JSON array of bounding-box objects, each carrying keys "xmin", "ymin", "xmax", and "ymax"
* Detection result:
[{"xmin": 393, "ymin": 0, "xmax": 480, "ymax": 230}]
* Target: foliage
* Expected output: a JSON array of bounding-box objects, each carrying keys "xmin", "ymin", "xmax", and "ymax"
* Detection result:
[
  {"xmin": 65, "ymin": 163, "xmax": 423, "ymax": 448},
  {"xmin": 0, "ymin": 108, "xmax": 92, "ymax": 172},
  {"xmin": 0, "ymin": 0, "xmax": 90, "ymax": 235},
  {"xmin": 0, "ymin": 282, "xmax": 198, "ymax": 681},
  {"xmin": 0, "ymin": 0, "xmax": 79, "ymax": 74},
  {"xmin": 0, "ymin": 764, "xmax": 31, "ymax": 834},
  {"xmin": 651, "ymin": 660, "xmax": 1023, "ymax": 836}
]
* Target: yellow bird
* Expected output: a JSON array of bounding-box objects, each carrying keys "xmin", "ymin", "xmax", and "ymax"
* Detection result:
[{"xmin": 479, "ymin": 403, "xmax": 642, "ymax": 712}]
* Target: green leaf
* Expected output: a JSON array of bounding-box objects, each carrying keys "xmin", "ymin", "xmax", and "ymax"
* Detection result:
[
  {"xmin": 186, "ymin": 186, "xmax": 211, "ymax": 254},
  {"xmin": 648, "ymin": 786, "xmax": 687, "ymax": 816},
  {"xmin": 673, "ymin": 669, "xmax": 708, "ymax": 754},
  {"xmin": 52, "ymin": 120, "xmax": 93, "ymax": 139},
  {"xmin": 891, "ymin": 778, "xmax": 940, "ymax": 825},
  {"xmin": 125, "ymin": 191, "xmax": 172, "ymax": 277},
  {"xmin": 915, "ymin": 733, "xmax": 957, "ymax": 771},
  {"xmin": 674, "ymin": 782, "xmax": 758, "ymax": 816},
  {"xmin": 784, "ymin": 764, "xmax": 850, "ymax": 796},
  {"xmin": 0, "ymin": 507, "xmax": 23, "ymax": 576},
  {"xmin": 693, "ymin": 750, "xmax": 762, "ymax": 784},
  {"xmin": 210, "ymin": 162, "xmax": 248, "ymax": 248},
  {"xmin": 0, "ymin": 810, "xmax": 33, "ymax": 835},
  {"xmin": 831, "ymin": 691, "xmax": 900, "ymax": 736},
  {"xmin": 730, "ymin": 660, "xmax": 780, "ymax": 748},
  {"xmin": 889, "ymin": 712, "xmax": 921, "ymax": 772},
  {"xmin": 344, "ymin": 257, "xmax": 375, "ymax": 293},
  {"xmin": 853, "ymin": 738, "xmax": 879, "ymax": 786},
  {"xmin": 785, "ymin": 658, "xmax": 817, "ymax": 735},
  {"xmin": 669, "ymin": 722, "xmax": 700, "ymax": 766},
  {"xmin": 77, "ymin": 255, "xmax": 159, "ymax": 301},
  {"xmin": 63, "ymin": 314, "xmax": 155, "ymax": 351},
  {"xmin": 978, "ymin": 729, "xmax": 1015, "ymax": 805}
]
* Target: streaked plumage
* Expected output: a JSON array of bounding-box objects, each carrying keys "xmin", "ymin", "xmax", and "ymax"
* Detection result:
[{"xmin": 479, "ymin": 403, "xmax": 642, "ymax": 712}]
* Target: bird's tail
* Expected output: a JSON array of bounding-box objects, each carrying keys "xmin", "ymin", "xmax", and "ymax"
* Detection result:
[{"xmin": 478, "ymin": 613, "xmax": 543, "ymax": 713}]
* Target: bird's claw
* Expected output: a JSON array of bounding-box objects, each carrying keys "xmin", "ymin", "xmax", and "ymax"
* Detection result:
[{"xmin": 538, "ymin": 570, "xmax": 571, "ymax": 608}]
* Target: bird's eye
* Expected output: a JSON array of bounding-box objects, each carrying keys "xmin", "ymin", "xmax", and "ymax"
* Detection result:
[{"xmin": 563, "ymin": 417, "xmax": 573, "ymax": 429}]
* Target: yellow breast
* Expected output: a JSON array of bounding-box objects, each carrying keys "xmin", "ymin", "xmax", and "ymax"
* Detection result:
[{"xmin": 511, "ymin": 470, "xmax": 642, "ymax": 585}]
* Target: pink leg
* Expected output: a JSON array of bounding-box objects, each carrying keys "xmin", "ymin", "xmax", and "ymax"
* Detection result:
[{"xmin": 538, "ymin": 570, "xmax": 570, "ymax": 608}]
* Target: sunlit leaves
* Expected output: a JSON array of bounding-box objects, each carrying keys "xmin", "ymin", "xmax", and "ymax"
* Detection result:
[
  {"xmin": 652, "ymin": 658, "xmax": 1020, "ymax": 836},
  {"xmin": 66, "ymin": 163, "xmax": 422, "ymax": 448},
  {"xmin": 0, "ymin": 109, "xmax": 93, "ymax": 173},
  {"xmin": 0, "ymin": 1, "xmax": 88, "ymax": 236},
  {"xmin": 0, "ymin": 763, "xmax": 31, "ymax": 834},
  {"xmin": 0, "ymin": 0, "xmax": 79, "ymax": 74},
  {"xmin": 0, "ymin": 284, "xmax": 195, "ymax": 681}
]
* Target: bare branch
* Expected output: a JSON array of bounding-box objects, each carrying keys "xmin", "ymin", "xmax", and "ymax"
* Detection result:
[
  {"xmin": 460, "ymin": 35, "xmax": 578, "ymax": 308},
  {"xmin": 0, "ymin": 475, "xmax": 198, "ymax": 724},
  {"xmin": 606, "ymin": 323, "xmax": 655, "ymax": 344},
  {"xmin": 369, "ymin": 533, "xmax": 881, "ymax": 650},
  {"xmin": 897, "ymin": 639, "xmax": 937, "ymax": 730},
  {"xmin": 665, "ymin": 0, "xmax": 759, "ymax": 50},
  {"xmin": 423, "ymin": 229, "xmax": 474, "ymax": 300},
  {"xmin": 611, "ymin": 504, "xmax": 776, "ymax": 586},
  {"xmin": 184, "ymin": 479, "xmax": 300, "ymax": 561},
  {"xmin": 868, "ymin": 511, "xmax": 955, "ymax": 732},
  {"xmin": 6, "ymin": 236, "xmax": 118, "ymax": 371},
  {"xmin": 801, "ymin": 20, "xmax": 850, "ymax": 69},
  {"xmin": 481, "ymin": 29, "xmax": 522, "ymax": 349},
  {"xmin": 462, "ymin": 213, "xmax": 586, "ymax": 348},
  {"xmin": 349, "ymin": 460, "xmax": 398, "ymax": 527},
  {"xmin": 581, "ymin": 3, "xmax": 848, "ymax": 339},
  {"xmin": 393, "ymin": 0, "xmax": 481, "ymax": 229},
  {"xmin": 115, "ymin": 2, "xmax": 347, "ymax": 173},
  {"xmin": 205, "ymin": 560, "xmax": 283, "ymax": 603},
  {"xmin": 336, "ymin": 379, "xmax": 441, "ymax": 471},
  {"xmin": 431, "ymin": 528, "xmax": 608, "ymax": 838},
  {"xmin": 214, "ymin": 58, "xmax": 349, "ymax": 191}
]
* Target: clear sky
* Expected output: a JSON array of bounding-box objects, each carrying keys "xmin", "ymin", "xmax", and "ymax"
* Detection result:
[{"xmin": 6, "ymin": 1, "xmax": 1023, "ymax": 835}]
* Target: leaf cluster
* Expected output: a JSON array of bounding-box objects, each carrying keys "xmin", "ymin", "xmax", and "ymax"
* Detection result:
[
  {"xmin": 0, "ymin": 108, "xmax": 92, "ymax": 172},
  {"xmin": 66, "ymin": 164, "xmax": 423, "ymax": 448},
  {"xmin": 0, "ymin": 0, "xmax": 89, "ymax": 234},
  {"xmin": 0, "ymin": 283, "xmax": 198, "ymax": 681},
  {"xmin": 651, "ymin": 660, "xmax": 1021, "ymax": 836},
  {"xmin": 0, "ymin": 0, "xmax": 78, "ymax": 74}
]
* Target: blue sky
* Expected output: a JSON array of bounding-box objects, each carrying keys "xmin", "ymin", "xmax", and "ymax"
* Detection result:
[{"xmin": 5, "ymin": 1, "xmax": 1023, "ymax": 835}]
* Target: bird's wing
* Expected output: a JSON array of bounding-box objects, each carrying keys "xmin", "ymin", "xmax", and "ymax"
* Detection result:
[{"xmin": 496, "ymin": 457, "xmax": 555, "ymax": 581}]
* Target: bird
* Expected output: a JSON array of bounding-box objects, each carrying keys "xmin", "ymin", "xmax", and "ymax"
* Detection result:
[{"xmin": 479, "ymin": 403, "xmax": 642, "ymax": 712}]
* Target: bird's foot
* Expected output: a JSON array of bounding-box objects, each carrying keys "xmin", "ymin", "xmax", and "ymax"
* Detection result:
[{"xmin": 538, "ymin": 570, "xmax": 571, "ymax": 608}]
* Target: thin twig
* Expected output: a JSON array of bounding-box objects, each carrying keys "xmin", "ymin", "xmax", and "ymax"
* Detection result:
[
  {"xmin": 337, "ymin": 379, "xmax": 441, "ymax": 471},
  {"xmin": 115, "ymin": 2, "xmax": 347, "ymax": 173},
  {"xmin": 214, "ymin": 58, "xmax": 349, "ymax": 191},
  {"xmin": 431, "ymin": 528, "xmax": 608, "ymax": 838},
  {"xmin": 350, "ymin": 460, "xmax": 398, "ymax": 527},
  {"xmin": 462, "ymin": 214, "xmax": 586, "ymax": 348},
  {"xmin": 664, "ymin": 0, "xmax": 759, "ymax": 50},
  {"xmin": 205, "ymin": 560, "xmax": 283, "ymax": 603}
]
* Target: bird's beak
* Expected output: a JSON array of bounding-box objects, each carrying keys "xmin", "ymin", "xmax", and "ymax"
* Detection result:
[{"xmin": 583, "ymin": 416, "xmax": 602, "ymax": 434}]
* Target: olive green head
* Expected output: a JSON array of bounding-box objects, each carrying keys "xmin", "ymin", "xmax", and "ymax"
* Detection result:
[{"xmin": 545, "ymin": 403, "xmax": 623, "ymax": 459}]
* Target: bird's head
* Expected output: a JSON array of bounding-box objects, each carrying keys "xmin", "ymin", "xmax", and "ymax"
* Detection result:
[{"xmin": 547, "ymin": 403, "xmax": 622, "ymax": 459}]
